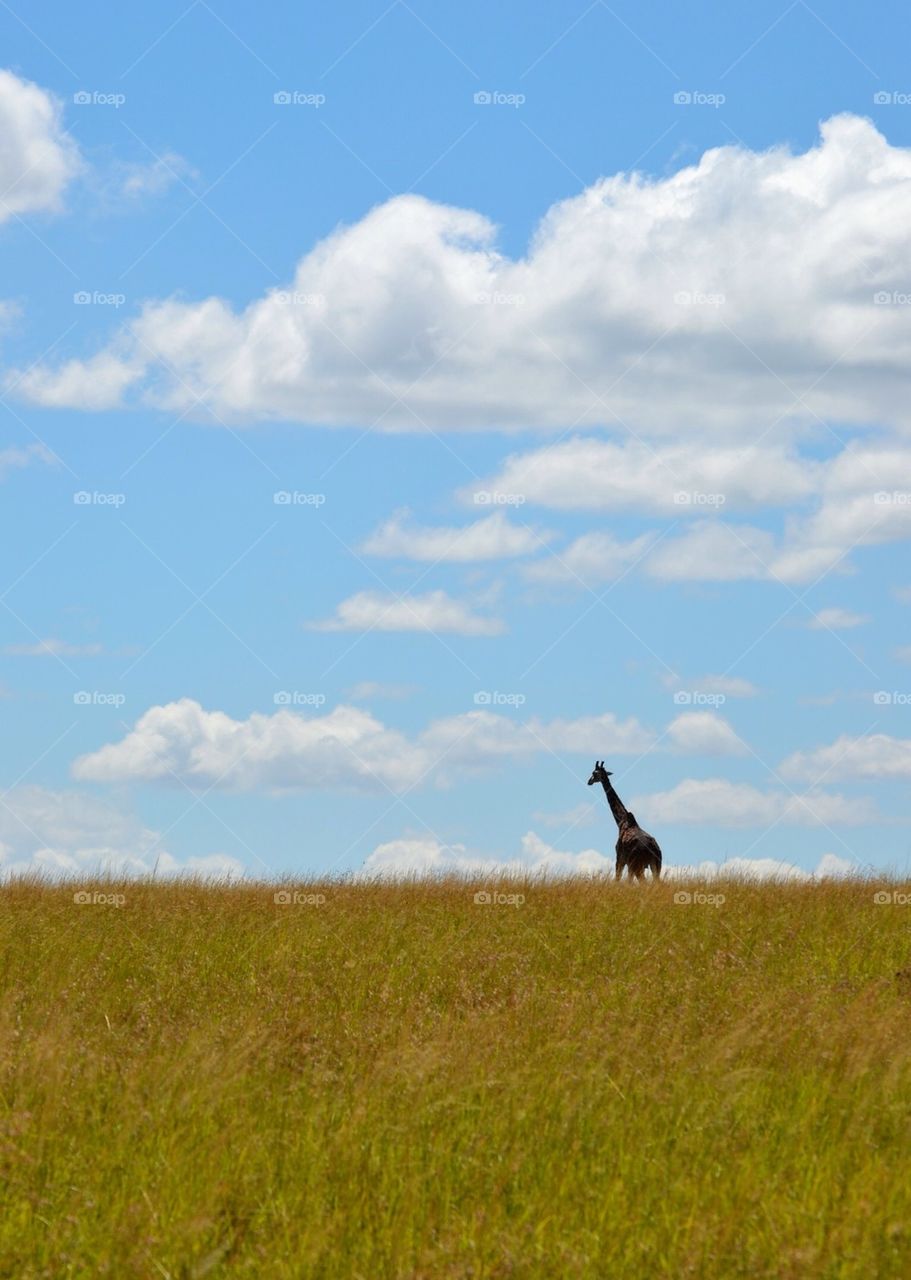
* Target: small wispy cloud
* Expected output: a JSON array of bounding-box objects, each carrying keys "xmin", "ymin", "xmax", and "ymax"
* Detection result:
[
  {"xmin": 807, "ymin": 608, "xmax": 869, "ymax": 631},
  {"xmin": 0, "ymin": 443, "xmax": 56, "ymax": 480},
  {"xmin": 362, "ymin": 510, "xmax": 544, "ymax": 562},
  {"xmin": 309, "ymin": 590, "xmax": 505, "ymax": 637},
  {"xmin": 3, "ymin": 638, "xmax": 103, "ymax": 657},
  {"xmin": 531, "ymin": 802, "xmax": 598, "ymax": 831},
  {"xmin": 660, "ymin": 672, "xmax": 760, "ymax": 697},
  {"xmin": 346, "ymin": 681, "xmax": 418, "ymax": 701},
  {"xmin": 119, "ymin": 151, "xmax": 198, "ymax": 200},
  {"xmin": 524, "ymin": 530, "xmax": 656, "ymax": 587}
]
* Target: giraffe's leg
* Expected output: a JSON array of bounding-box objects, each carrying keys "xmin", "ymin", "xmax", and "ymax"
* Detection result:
[{"xmin": 615, "ymin": 854, "xmax": 624, "ymax": 881}]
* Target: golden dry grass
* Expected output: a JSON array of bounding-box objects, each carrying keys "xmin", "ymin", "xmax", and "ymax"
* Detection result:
[{"xmin": 2, "ymin": 874, "xmax": 911, "ymax": 1277}]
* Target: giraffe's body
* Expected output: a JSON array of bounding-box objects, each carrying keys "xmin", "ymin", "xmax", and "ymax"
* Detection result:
[{"xmin": 587, "ymin": 762, "xmax": 662, "ymax": 881}]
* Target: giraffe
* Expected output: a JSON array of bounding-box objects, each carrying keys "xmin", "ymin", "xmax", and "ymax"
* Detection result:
[{"xmin": 587, "ymin": 761, "xmax": 662, "ymax": 881}]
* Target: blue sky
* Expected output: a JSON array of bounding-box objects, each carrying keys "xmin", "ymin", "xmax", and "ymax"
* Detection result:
[{"xmin": 2, "ymin": 0, "xmax": 911, "ymax": 879}]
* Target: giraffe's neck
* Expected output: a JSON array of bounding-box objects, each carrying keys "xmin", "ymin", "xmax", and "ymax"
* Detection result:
[{"xmin": 600, "ymin": 776, "xmax": 629, "ymax": 829}]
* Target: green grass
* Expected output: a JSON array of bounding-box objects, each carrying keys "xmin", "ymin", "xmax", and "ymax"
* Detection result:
[{"xmin": 2, "ymin": 875, "xmax": 911, "ymax": 1278}]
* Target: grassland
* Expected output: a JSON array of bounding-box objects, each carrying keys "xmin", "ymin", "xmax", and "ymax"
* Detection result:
[{"xmin": 2, "ymin": 874, "xmax": 911, "ymax": 1278}]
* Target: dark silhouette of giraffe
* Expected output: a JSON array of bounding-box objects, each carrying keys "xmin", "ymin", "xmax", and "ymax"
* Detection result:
[{"xmin": 587, "ymin": 760, "xmax": 662, "ymax": 881}]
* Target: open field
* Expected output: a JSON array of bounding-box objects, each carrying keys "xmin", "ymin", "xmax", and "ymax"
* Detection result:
[{"xmin": 2, "ymin": 875, "xmax": 911, "ymax": 1278}]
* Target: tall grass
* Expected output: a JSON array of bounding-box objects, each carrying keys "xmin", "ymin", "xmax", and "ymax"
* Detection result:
[{"xmin": 2, "ymin": 874, "xmax": 910, "ymax": 1277}]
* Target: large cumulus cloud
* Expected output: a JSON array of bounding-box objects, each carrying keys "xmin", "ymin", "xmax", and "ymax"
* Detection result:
[{"xmin": 14, "ymin": 114, "xmax": 911, "ymax": 436}]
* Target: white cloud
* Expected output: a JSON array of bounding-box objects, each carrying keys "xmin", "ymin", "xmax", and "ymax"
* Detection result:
[
  {"xmin": 893, "ymin": 646, "xmax": 911, "ymax": 664},
  {"xmin": 420, "ymin": 708, "xmax": 657, "ymax": 769},
  {"xmin": 16, "ymin": 348, "xmax": 145, "ymax": 411},
  {"xmin": 119, "ymin": 151, "xmax": 197, "ymax": 199},
  {"xmin": 666, "ymin": 711, "xmax": 746, "ymax": 756},
  {"xmin": 308, "ymin": 588, "xmax": 505, "ymax": 636},
  {"xmin": 0, "ymin": 442, "xmax": 56, "ymax": 478},
  {"xmin": 361, "ymin": 837, "xmax": 482, "ymax": 877},
  {"xmin": 346, "ymin": 680, "xmax": 417, "ymax": 701},
  {"xmin": 634, "ymin": 777, "xmax": 878, "ymax": 827},
  {"xmin": 361, "ymin": 831, "xmax": 859, "ymax": 880},
  {"xmin": 471, "ymin": 437, "xmax": 818, "ymax": 514},
  {"xmin": 0, "ymin": 300, "xmax": 20, "ymax": 332},
  {"xmin": 644, "ymin": 521, "xmax": 778, "ymax": 583},
  {"xmin": 780, "ymin": 732, "xmax": 911, "ymax": 782},
  {"xmin": 361, "ymin": 831, "xmax": 614, "ymax": 878},
  {"xmin": 73, "ymin": 698, "xmax": 428, "ymax": 793},
  {"xmin": 0, "ymin": 70, "xmax": 80, "ymax": 221},
  {"xmin": 661, "ymin": 673, "xmax": 759, "ymax": 698},
  {"xmin": 0, "ymin": 784, "xmax": 243, "ymax": 879},
  {"xmin": 695, "ymin": 675, "xmax": 759, "ymax": 698},
  {"xmin": 798, "ymin": 691, "xmax": 842, "ymax": 707},
  {"xmin": 362, "ymin": 509, "xmax": 543, "ymax": 562},
  {"xmin": 807, "ymin": 607, "xmax": 869, "ymax": 630},
  {"xmin": 524, "ymin": 530, "xmax": 656, "ymax": 586},
  {"xmin": 3, "ymin": 638, "xmax": 103, "ymax": 657},
  {"xmin": 480, "ymin": 438, "xmax": 911, "ymax": 585},
  {"xmin": 15, "ymin": 115, "xmax": 911, "ymax": 441},
  {"xmin": 815, "ymin": 853, "xmax": 859, "ymax": 877},
  {"xmin": 664, "ymin": 853, "xmax": 857, "ymax": 880},
  {"xmin": 71, "ymin": 697, "xmax": 735, "ymax": 794},
  {"xmin": 643, "ymin": 517, "xmax": 873, "ymax": 585},
  {"xmin": 531, "ymin": 801, "xmax": 598, "ymax": 830}
]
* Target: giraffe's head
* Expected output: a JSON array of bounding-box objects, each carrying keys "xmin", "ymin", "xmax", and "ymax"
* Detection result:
[{"xmin": 587, "ymin": 760, "xmax": 612, "ymax": 786}]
